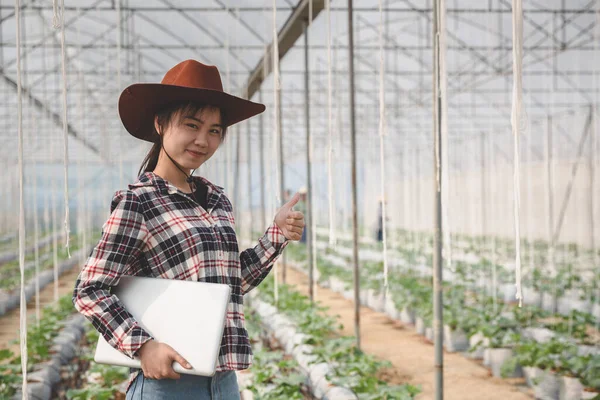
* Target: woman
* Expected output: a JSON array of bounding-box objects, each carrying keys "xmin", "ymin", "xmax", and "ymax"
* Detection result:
[{"xmin": 72, "ymin": 59, "xmax": 305, "ymax": 399}]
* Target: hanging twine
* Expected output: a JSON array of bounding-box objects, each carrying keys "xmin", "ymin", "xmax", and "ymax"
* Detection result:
[
  {"xmin": 15, "ymin": 0, "xmax": 29, "ymax": 395},
  {"xmin": 57, "ymin": 0, "xmax": 71, "ymax": 259},
  {"xmin": 326, "ymin": 0, "xmax": 336, "ymax": 248},
  {"xmin": 439, "ymin": 2, "xmax": 452, "ymax": 274},
  {"xmin": 511, "ymin": 0, "xmax": 527, "ymax": 307},
  {"xmin": 377, "ymin": 0, "xmax": 389, "ymax": 298},
  {"xmin": 32, "ymin": 115, "xmax": 41, "ymax": 327},
  {"xmin": 272, "ymin": 0, "xmax": 280, "ymax": 306},
  {"xmin": 52, "ymin": 0, "xmax": 61, "ymax": 29}
]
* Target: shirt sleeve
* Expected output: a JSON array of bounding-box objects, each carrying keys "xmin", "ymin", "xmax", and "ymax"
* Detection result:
[
  {"xmin": 240, "ymin": 220, "xmax": 290, "ymax": 295},
  {"xmin": 72, "ymin": 189, "xmax": 154, "ymax": 359}
]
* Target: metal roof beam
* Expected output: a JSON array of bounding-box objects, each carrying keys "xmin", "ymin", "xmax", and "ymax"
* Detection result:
[{"xmin": 243, "ymin": 0, "xmax": 325, "ymax": 100}]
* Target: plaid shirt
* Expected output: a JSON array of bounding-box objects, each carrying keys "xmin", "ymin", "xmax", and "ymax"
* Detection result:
[{"xmin": 72, "ymin": 171, "xmax": 289, "ymax": 392}]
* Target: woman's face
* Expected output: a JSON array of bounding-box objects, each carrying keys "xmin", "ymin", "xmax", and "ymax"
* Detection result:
[{"xmin": 155, "ymin": 106, "xmax": 223, "ymax": 170}]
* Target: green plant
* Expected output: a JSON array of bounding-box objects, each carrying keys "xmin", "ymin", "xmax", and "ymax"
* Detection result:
[
  {"xmin": 580, "ymin": 355, "xmax": 600, "ymax": 393},
  {"xmin": 475, "ymin": 316, "xmax": 519, "ymax": 349},
  {"xmin": 501, "ymin": 337, "xmax": 578, "ymax": 378},
  {"xmin": 257, "ymin": 275, "xmax": 419, "ymax": 399}
]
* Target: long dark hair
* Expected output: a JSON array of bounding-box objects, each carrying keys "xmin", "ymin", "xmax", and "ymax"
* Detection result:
[{"xmin": 137, "ymin": 101, "xmax": 228, "ymax": 177}]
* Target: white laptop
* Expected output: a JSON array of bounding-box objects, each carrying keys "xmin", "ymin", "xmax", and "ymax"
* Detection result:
[{"xmin": 94, "ymin": 275, "xmax": 231, "ymax": 376}]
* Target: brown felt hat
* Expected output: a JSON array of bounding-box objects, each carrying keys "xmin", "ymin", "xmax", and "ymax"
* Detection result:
[{"xmin": 119, "ymin": 59, "xmax": 265, "ymax": 143}]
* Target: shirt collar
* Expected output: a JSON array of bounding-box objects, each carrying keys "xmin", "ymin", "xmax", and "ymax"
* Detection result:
[{"xmin": 129, "ymin": 171, "xmax": 224, "ymax": 208}]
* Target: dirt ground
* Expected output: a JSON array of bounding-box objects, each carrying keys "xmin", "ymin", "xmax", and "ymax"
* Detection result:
[
  {"xmin": 0, "ymin": 266, "xmax": 82, "ymax": 357},
  {"xmin": 277, "ymin": 264, "xmax": 533, "ymax": 400}
]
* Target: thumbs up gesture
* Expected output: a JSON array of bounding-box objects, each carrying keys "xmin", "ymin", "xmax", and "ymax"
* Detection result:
[{"xmin": 274, "ymin": 192, "xmax": 306, "ymax": 241}]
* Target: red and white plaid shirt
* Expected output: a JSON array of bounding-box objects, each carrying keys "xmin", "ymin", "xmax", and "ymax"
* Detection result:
[{"xmin": 72, "ymin": 171, "xmax": 289, "ymax": 392}]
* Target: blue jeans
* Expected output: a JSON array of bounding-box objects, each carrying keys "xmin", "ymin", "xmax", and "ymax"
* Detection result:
[{"xmin": 126, "ymin": 371, "xmax": 241, "ymax": 400}]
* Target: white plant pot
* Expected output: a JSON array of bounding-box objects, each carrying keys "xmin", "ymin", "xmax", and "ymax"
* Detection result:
[
  {"xmin": 522, "ymin": 327, "xmax": 556, "ymax": 343},
  {"xmin": 488, "ymin": 348, "xmax": 522, "ymax": 378},
  {"xmin": 523, "ymin": 366, "xmax": 536, "ymax": 388},
  {"xmin": 342, "ymin": 289, "xmax": 354, "ymax": 301},
  {"xmin": 578, "ymin": 345, "xmax": 600, "ymax": 357},
  {"xmin": 12, "ymin": 382, "xmax": 52, "ymax": 400},
  {"xmin": 593, "ymin": 303, "xmax": 600, "ymax": 319},
  {"xmin": 399, "ymin": 307, "xmax": 415, "ymax": 325},
  {"xmin": 330, "ymin": 277, "xmax": 345, "ymax": 293},
  {"xmin": 322, "ymin": 386, "xmax": 358, "ymax": 400},
  {"xmin": 443, "ymin": 325, "xmax": 469, "ymax": 353},
  {"xmin": 559, "ymin": 376, "xmax": 583, "ymax": 400},
  {"xmin": 483, "ymin": 348, "xmax": 491, "ymax": 366},
  {"xmin": 529, "ymin": 368, "xmax": 560, "ymax": 399},
  {"xmin": 501, "ymin": 283, "xmax": 516, "ymax": 303},
  {"xmin": 571, "ymin": 299, "xmax": 592, "ymax": 314},
  {"xmin": 369, "ymin": 291, "xmax": 385, "ymax": 312},
  {"xmin": 581, "ymin": 388, "xmax": 600, "ymax": 399},
  {"xmin": 467, "ymin": 332, "xmax": 488, "ymax": 359},
  {"xmin": 523, "ymin": 287, "xmax": 542, "ymax": 307},
  {"xmin": 542, "ymin": 292, "xmax": 558, "ymax": 313},
  {"xmin": 383, "ymin": 297, "xmax": 397, "ymax": 319},
  {"xmin": 415, "ymin": 317, "xmax": 426, "ymax": 336},
  {"xmin": 359, "ymin": 290, "xmax": 368, "ymax": 305},
  {"xmin": 425, "ymin": 327, "xmax": 434, "ymax": 342},
  {"xmin": 557, "ymin": 298, "xmax": 573, "ymax": 315}
]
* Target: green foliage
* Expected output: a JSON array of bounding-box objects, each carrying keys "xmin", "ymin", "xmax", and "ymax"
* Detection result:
[
  {"xmin": 246, "ymin": 349, "xmax": 306, "ymax": 400},
  {"xmin": 543, "ymin": 311, "xmax": 595, "ymax": 341},
  {"xmin": 501, "ymin": 337, "xmax": 578, "ymax": 378},
  {"xmin": 257, "ymin": 275, "xmax": 420, "ymax": 398},
  {"xmin": 0, "ymin": 292, "xmax": 83, "ymax": 396},
  {"xmin": 310, "ymin": 337, "xmax": 420, "ymax": 399}
]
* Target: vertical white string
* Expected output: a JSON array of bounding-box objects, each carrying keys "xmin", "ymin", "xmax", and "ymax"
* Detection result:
[
  {"xmin": 511, "ymin": 0, "xmax": 526, "ymax": 307},
  {"xmin": 377, "ymin": 0, "xmax": 389, "ymax": 298},
  {"xmin": 262, "ymin": 44, "xmax": 270, "ymax": 230},
  {"xmin": 56, "ymin": 0, "xmax": 71, "ymax": 259},
  {"xmin": 116, "ymin": 0, "xmax": 122, "ymax": 90},
  {"xmin": 326, "ymin": 0, "xmax": 336, "ymax": 248},
  {"xmin": 402, "ymin": 137, "xmax": 410, "ymax": 256},
  {"xmin": 439, "ymin": 0, "xmax": 451, "ymax": 273},
  {"xmin": 490, "ymin": 133, "xmax": 498, "ymax": 311},
  {"xmin": 272, "ymin": 0, "xmax": 280, "ymax": 305},
  {"xmin": 51, "ymin": 126, "xmax": 59, "ymax": 303},
  {"xmin": 52, "ymin": 0, "xmax": 60, "ymax": 29},
  {"xmin": 15, "ymin": 0, "xmax": 29, "ymax": 396},
  {"xmin": 33, "ymin": 113, "xmax": 40, "ymax": 327},
  {"xmin": 594, "ymin": 3, "xmax": 600, "ymax": 332}
]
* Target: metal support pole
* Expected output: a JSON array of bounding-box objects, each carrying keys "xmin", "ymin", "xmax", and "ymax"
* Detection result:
[
  {"xmin": 278, "ymin": 81, "xmax": 287, "ymax": 284},
  {"xmin": 304, "ymin": 19, "xmax": 315, "ymax": 303},
  {"xmin": 347, "ymin": 0, "xmax": 361, "ymax": 350},
  {"xmin": 259, "ymin": 90, "xmax": 266, "ymax": 230},
  {"xmin": 234, "ymin": 127, "xmax": 241, "ymax": 233},
  {"xmin": 433, "ymin": 0, "xmax": 445, "ymax": 399},
  {"xmin": 481, "ymin": 131, "xmax": 487, "ymax": 246},
  {"xmin": 247, "ymin": 119, "xmax": 253, "ymax": 240},
  {"xmin": 546, "ymin": 116, "xmax": 556, "ymax": 312}
]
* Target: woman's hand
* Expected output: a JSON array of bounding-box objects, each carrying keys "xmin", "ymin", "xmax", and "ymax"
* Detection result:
[
  {"xmin": 274, "ymin": 192, "xmax": 306, "ymax": 241},
  {"xmin": 137, "ymin": 339, "xmax": 193, "ymax": 379}
]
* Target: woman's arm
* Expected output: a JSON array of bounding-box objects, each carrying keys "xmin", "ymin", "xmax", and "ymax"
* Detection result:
[
  {"xmin": 239, "ymin": 221, "xmax": 289, "ymax": 295},
  {"xmin": 72, "ymin": 189, "xmax": 154, "ymax": 359}
]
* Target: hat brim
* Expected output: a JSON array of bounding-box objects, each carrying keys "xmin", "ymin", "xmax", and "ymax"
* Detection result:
[{"xmin": 119, "ymin": 83, "xmax": 266, "ymax": 142}]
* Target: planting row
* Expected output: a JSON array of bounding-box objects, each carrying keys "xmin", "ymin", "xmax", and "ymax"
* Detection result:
[
  {"xmin": 251, "ymin": 273, "xmax": 420, "ymax": 399},
  {"xmin": 0, "ymin": 232, "xmax": 61, "ymax": 265},
  {"xmin": 311, "ymin": 235, "xmax": 600, "ymax": 320},
  {"xmin": 0, "ymin": 294, "xmax": 89, "ymax": 399},
  {"xmin": 285, "ymin": 241, "xmax": 600, "ymax": 400},
  {"xmin": 0, "ymin": 243, "xmax": 91, "ymax": 318}
]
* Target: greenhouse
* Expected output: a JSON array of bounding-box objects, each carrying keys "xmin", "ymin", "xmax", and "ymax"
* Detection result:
[{"xmin": 0, "ymin": 0, "xmax": 598, "ymax": 399}]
